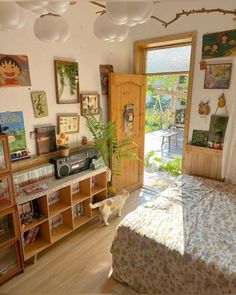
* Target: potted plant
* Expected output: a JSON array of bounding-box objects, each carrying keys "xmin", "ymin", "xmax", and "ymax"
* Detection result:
[
  {"xmin": 56, "ymin": 132, "xmax": 70, "ymax": 156},
  {"xmin": 86, "ymin": 115, "xmax": 139, "ymax": 195}
]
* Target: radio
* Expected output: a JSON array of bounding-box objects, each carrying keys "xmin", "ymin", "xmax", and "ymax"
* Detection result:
[{"xmin": 50, "ymin": 148, "xmax": 99, "ymax": 179}]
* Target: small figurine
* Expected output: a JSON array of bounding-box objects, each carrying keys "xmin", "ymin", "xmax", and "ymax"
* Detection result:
[
  {"xmin": 217, "ymin": 93, "xmax": 226, "ymax": 108},
  {"xmin": 198, "ymin": 101, "xmax": 210, "ymax": 115},
  {"xmin": 82, "ymin": 136, "xmax": 87, "ymax": 145}
]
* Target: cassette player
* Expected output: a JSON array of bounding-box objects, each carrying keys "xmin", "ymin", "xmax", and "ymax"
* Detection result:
[{"xmin": 50, "ymin": 148, "xmax": 99, "ymax": 179}]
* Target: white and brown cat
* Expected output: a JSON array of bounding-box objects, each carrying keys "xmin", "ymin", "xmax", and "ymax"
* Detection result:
[{"xmin": 89, "ymin": 190, "xmax": 129, "ymax": 226}]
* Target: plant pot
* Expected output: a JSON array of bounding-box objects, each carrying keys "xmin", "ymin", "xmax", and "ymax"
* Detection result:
[{"xmin": 60, "ymin": 147, "xmax": 69, "ymax": 157}]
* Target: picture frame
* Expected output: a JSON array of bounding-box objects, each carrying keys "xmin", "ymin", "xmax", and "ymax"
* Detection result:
[
  {"xmin": 191, "ymin": 130, "xmax": 209, "ymax": 147},
  {"xmin": 204, "ymin": 63, "xmax": 232, "ymax": 89},
  {"xmin": 80, "ymin": 92, "xmax": 100, "ymax": 116},
  {"xmin": 0, "ymin": 54, "xmax": 31, "ymax": 87},
  {"xmin": 57, "ymin": 113, "xmax": 80, "ymax": 134},
  {"xmin": 31, "ymin": 91, "xmax": 48, "ymax": 118},
  {"xmin": 54, "ymin": 60, "xmax": 79, "ymax": 104},
  {"xmin": 99, "ymin": 65, "xmax": 114, "ymax": 95}
]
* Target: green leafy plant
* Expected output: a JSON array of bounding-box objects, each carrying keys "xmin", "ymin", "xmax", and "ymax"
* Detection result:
[
  {"xmin": 86, "ymin": 116, "xmax": 140, "ymax": 186},
  {"xmin": 57, "ymin": 64, "xmax": 78, "ymax": 98},
  {"xmin": 159, "ymin": 156, "xmax": 181, "ymax": 176}
]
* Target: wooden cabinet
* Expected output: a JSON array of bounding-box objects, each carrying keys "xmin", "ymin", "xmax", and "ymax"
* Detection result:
[
  {"xmin": 0, "ymin": 134, "xmax": 23, "ymax": 286},
  {"xmin": 16, "ymin": 167, "xmax": 107, "ymax": 262}
]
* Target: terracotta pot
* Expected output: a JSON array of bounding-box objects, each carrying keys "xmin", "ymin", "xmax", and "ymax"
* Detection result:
[{"xmin": 60, "ymin": 147, "xmax": 69, "ymax": 157}]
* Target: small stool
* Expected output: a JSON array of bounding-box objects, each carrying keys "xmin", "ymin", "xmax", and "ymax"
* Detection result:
[{"xmin": 160, "ymin": 131, "xmax": 178, "ymax": 151}]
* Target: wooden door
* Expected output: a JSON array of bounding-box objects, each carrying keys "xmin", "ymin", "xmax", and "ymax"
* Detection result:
[{"xmin": 109, "ymin": 73, "xmax": 146, "ymax": 192}]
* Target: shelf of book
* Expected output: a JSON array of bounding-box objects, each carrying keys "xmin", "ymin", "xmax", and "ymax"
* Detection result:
[
  {"xmin": 0, "ymin": 243, "xmax": 19, "ymax": 278},
  {"xmin": 15, "ymin": 167, "xmax": 107, "ymax": 263},
  {"xmin": 21, "ymin": 216, "xmax": 48, "ymax": 233}
]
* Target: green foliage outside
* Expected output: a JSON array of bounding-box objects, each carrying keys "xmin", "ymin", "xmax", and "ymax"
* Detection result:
[
  {"xmin": 145, "ymin": 74, "xmax": 188, "ymax": 133},
  {"xmin": 144, "ymin": 150, "xmax": 181, "ymax": 176}
]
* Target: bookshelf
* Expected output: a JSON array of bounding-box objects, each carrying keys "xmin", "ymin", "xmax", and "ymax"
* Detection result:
[
  {"xmin": 0, "ymin": 134, "xmax": 23, "ymax": 286},
  {"xmin": 16, "ymin": 167, "xmax": 107, "ymax": 262}
]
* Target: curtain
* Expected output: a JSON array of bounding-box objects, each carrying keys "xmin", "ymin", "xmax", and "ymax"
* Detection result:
[{"xmin": 222, "ymin": 95, "xmax": 236, "ymax": 184}]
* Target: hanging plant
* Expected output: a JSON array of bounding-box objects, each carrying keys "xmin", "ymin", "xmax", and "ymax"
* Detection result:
[{"xmin": 57, "ymin": 63, "xmax": 78, "ymax": 98}]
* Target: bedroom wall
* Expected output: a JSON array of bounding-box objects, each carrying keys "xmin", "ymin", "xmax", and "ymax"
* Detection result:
[
  {"xmin": 0, "ymin": 0, "xmax": 131, "ymax": 156},
  {"xmin": 129, "ymin": 0, "xmax": 236, "ymax": 142}
]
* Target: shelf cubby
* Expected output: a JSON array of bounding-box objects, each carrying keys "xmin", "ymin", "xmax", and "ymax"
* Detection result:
[
  {"xmin": 71, "ymin": 178, "xmax": 91, "ymax": 206},
  {"xmin": 50, "ymin": 208, "xmax": 73, "ymax": 243},
  {"xmin": 48, "ymin": 186, "xmax": 71, "ymax": 217},
  {"xmin": 91, "ymin": 172, "xmax": 107, "ymax": 196},
  {"xmin": 0, "ymin": 210, "xmax": 16, "ymax": 246},
  {"xmin": 73, "ymin": 199, "xmax": 91, "ymax": 229},
  {"xmin": 0, "ymin": 243, "xmax": 19, "ymax": 280},
  {"xmin": 23, "ymin": 220, "xmax": 50, "ymax": 260}
]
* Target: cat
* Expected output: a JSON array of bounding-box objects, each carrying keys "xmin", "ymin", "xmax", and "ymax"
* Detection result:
[{"xmin": 89, "ymin": 190, "xmax": 129, "ymax": 226}]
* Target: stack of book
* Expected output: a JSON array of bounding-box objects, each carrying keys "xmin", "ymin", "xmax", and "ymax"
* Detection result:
[
  {"xmin": 22, "ymin": 226, "xmax": 40, "ymax": 246},
  {"xmin": 73, "ymin": 203, "xmax": 83, "ymax": 218}
]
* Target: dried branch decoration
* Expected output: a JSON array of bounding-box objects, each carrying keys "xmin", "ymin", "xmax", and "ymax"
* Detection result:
[{"xmin": 90, "ymin": 2, "xmax": 236, "ymax": 28}]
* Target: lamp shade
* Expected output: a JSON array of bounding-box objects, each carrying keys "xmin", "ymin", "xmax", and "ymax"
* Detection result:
[
  {"xmin": 17, "ymin": 1, "xmax": 48, "ymax": 13},
  {"xmin": 94, "ymin": 13, "xmax": 129, "ymax": 42},
  {"xmin": 17, "ymin": 1, "xmax": 71, "ymax": 15},
  {"xmin": 47, "ymin": 1, "xmax": 71, "ymax": 14},
  {"xmin": 0, "ymin": 2, "xmax": 26, "ymax": 31},
  {"xmin": 106, "ymin": 0, "xmax": 154, "ymax": 27},
  {"xmin": 34, "ymin": 14, "xmax": 70, "ymax": 43}
]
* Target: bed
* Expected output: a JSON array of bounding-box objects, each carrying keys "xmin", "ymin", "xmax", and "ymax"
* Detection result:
[{"xmin": 110, "ymin": 175, "xmax": 236, "ymax": 294}]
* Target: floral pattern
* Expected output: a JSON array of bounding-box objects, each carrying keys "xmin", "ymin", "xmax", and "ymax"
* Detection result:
[{"xmin": 111, "ymin": 175, "xmax": 236, "ymax": 294}]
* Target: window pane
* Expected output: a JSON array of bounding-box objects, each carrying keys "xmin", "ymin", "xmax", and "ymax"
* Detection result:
[{"xmin": 146, "ymin": 45, "xmax": 191, "ymax": 74}]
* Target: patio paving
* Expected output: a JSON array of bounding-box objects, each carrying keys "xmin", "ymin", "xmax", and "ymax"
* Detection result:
[{"xmin": 144, "ymin": 128, "xmax": 183, "ymax": 193}]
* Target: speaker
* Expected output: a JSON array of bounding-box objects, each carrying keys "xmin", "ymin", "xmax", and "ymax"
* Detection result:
[{"xmin": 52, "ymin": 157, "xmax": 71, "ymax": 179}]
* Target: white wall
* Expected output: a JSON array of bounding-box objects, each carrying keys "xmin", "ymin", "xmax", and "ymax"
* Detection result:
[
  {"xmin": 129, "ymin": 0, "xmax": 236, "ymax": 142},
  {"xmin": 0, "ymin": 0, "xmax": 131, "ymax": 156}
]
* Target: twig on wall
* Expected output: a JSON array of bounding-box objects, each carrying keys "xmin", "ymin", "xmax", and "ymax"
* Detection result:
[{"xmin": 89, "ymin": 2, "xmax": 236, "ymax": 27}]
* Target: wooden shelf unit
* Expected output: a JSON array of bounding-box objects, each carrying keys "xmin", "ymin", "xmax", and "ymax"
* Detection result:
[{"xmin": 16, "ymin": 167, "xmax": 107, "ymax": 262}]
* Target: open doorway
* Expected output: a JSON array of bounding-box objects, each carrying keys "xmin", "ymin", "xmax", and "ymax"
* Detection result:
[{"xmin": 144, "ymin": 44, "xmax": 192, "ymax": 192}]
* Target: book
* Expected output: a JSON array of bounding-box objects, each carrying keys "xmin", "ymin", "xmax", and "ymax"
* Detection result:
[{"xmin": 23, "ymin": 182, "xmax": 48, "ymax": 195}]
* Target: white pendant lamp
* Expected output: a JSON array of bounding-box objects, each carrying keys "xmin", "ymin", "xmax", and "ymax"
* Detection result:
[
  {"xmin": 17, "ymin": 1, "xmax": 71, "ymax": 15},
  {"xmin": 94, "ymin": 13, "xmax": 129, "ymax": 42},
  {"xmin": 0, "ymin": 2, "xmax": 26, "ymax": 31},
  {"xmin": 34, "ymin": 14, "xmax": 70, "ymax": 43},
  {"xmin": 46, "ymin": 1, "xmax": 71, "ymax": 14},
  {"xmin": 106, "ymin": 0, "xmax": 154, "ymax": 27},
  {"xmin": 17, "ymin": 1, "xmax": 48, "ymax": 13}
]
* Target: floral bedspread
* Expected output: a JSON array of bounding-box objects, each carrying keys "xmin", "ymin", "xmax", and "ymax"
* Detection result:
[{"xmin": 110, "ymin": 175, "xmax": 236, "ymax": 294}]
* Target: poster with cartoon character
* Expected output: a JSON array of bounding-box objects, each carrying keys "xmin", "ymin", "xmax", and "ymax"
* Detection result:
[
  {"xmin": 0, "ymin": 111, "xmax": 29, "ymax": 161},
  {"xmin": 0, "ymin": 54, "xmax": 31, "ymax": 87}
]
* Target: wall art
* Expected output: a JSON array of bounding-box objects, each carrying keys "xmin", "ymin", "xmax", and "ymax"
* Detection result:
[
  {"xmin": 202, "ymin": 29, "xmax": 236, "ymax": 59},
  {"xmin": 0, "ymin": 111, "xmax": 29, "ymax": 161},
  {"xmin": 54, "ymin": 60, "xmax": 79, "ymax": 104},
  {"xmin": 0, "ymin": 54, "xmax": 31, "ymax": 87},
  {"xmin": 204, "ymin": 63, "xmax": 232, "ymax": 89},
  {"xmin": 99, "ymin": 64, "xmax": 114, "ymax": 95},
  {"xmin": 57, "ymin": 113, "xmax": 79, "ymax": 134},
  {"xmin": 80, "ymin": 92, "xmax": 100, "ymax": 116},
  {"xmin": 31, "ymin": 91, "xmax": 49, "ymax": 118},
  {"xmin": 191, "ymin": 130, "xmax": 209, "ymax": 147}
]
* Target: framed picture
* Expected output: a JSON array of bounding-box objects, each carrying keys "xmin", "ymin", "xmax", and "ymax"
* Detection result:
[
  {"xmin": 35, "ymin": 126, "xmax": 57, "ymax": 155},
  {"xmin": 31, "ymin": 91, "xmax": 48, "ymax": 118},
  {"xmin": 204, "ymin": 63, "xmax": 232, "ymax": 89},
  {"xmin": 202, "ymin": 29, "xmax": 236, "ymax": 59},
  {"xmin": 54, "ymin": 60, "xmax": 79, "ymax": 104},
  {"xmin": 208, "ymin": 115, "xmax": 229, "ymax": 143},
  {"xmin": 80, "ymin": 92, "xmax": 100, "ymax": 116},
  {"xmin": 99, "ymin": 65, "xmax": 114, "ymax": 95},
  {"xmin": 57, "ymin": 113, "xmax": 80, "ymax": 134},
  {"xmin": 191, "ymin": 130, "xmax": 209, "ymax": 147},
  {"xmin": 0, "ymin": 54, "xmax": 31, "ymax": 87}
]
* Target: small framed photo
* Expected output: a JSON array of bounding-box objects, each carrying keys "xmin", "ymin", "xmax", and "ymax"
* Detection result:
[
  {"xmin": 54, "ymin": 60, "xmax": 79, "ymax": 104},
  {"xmin": 204, "ymin": 63, "xmax": 232, "ymax": 89},
  {"xmin": 31, "ymin": 91, "xmax": 49, "ymax": 118},
  {"xmin": 57, "ymin": 113, "xmax": 80, "ymax": 134},
  {"xmin": 80, "ymin": 92, "xmax": 100, "ymax": 116}
]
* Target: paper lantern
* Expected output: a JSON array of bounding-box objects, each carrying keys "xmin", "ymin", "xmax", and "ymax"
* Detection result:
[
  {"xmin": 0, "ymin": 2, "xmax": 26, "ymax": 31},
  {"xmin": 34, "ymin": 14, "xmax": 70, "ymax": 43}
]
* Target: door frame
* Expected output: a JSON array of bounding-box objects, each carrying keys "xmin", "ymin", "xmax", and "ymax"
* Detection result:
[{"xmin": 133, "ymin": 31, "xmax": 197, "ymax": 173}]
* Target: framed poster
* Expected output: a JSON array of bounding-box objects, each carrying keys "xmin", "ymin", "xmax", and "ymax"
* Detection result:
[
  {"xmin": 99, "ymin": 65, "xmax": 114, "ymax": 95},
  {"xmin": 0, "ymin": 54, "xmax": 31, "ymax": 87},
  {"xmin": 80, "ymin": 92, "xmax": 100, "ymax": 116},
  {"xmin": 191, "ymin": 130, "xmax": 209, "ymax": 147},
  {"xmin": 0, "ymin": 111, "xmax": 29, "ymax": 161},
  {"xmin": 57, "ymin": 113, "xmax": 80, "ymax": 134},
  {"xmin": 204, "ymin": 64, "xmax": 232, "ymax": 89},
  {"xmin": 54, "ymin": 60, "xmax": 79, "ymax": 104},
  {"xmin": 31, "ymin": 91, "xmax": 49, "ymax": 118},
  {"xmin": 202, "ymin": 29, "xmax": 236, "ymax": 59}
]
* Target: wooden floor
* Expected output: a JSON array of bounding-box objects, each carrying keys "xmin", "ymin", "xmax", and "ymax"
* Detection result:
[{"xmin": 0, "ymin": 189, "xmax": 156, "ymax": 295}]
